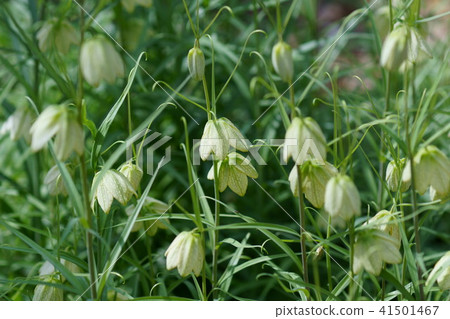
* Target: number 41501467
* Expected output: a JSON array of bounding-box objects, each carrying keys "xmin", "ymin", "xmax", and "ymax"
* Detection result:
[{"xmin": 379, "ymin": 305, "xmax": 439, "ymax": 316}]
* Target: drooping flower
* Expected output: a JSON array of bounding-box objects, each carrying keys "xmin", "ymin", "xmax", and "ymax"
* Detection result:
[
  {"xmin": 80, "ymin": 36, "xmax": 125, "ymax": 87},
  {"xmin": 272, "ymin": 40, "xmax": 293, "ymax": 83},
  {"xmin": 165, "ymin": 231, "xmax": 204, "ymax": 277},
  {"xmin": 366, "ymin": 210, "xmax": 401, "ymax": 249},
  {"xmin": 119, "ymin": 161, "xmax": 143, "ymax": 192},
  {"xmin": 44, "ymin": 165, "xmax": 70, "ymax": 196},
  {"xmin": 380, "ymin": 24, "xmax": 409, "ymax": 71},
  {"xmin": 199, "ymin": 118, "xmax": 248, "ymax": 161},
  {"xmin": 353, "ymin": 229, "xmax": 402, "ymax": 275},
  {"xmin": 36, "ymin": 18, "xmax": 79, "ymax": 54},
  {"xmin": 289, "ymin": 160, "xmax": 338, "ymax": 208},
  {"xmin": 29, "ymin": 104, "xmax": 84, "ymax": 161},
  {"xmin": 33, "ymin": 277, "xmax": 64, "ymax": 301},
  {"xmin": 324, "ymin": 175, "xmax": 361, "ymax": 221},
  {"xmin": 0, "ymin": 106, "xmax": 35, "ymax": 142},
  {"xmin": 426, "ymin": 251, "xmax": 450, "ymax": 291},
  {"xmin": 187, "ymin": 46, "xmax": 205, "ymax": 81},
  {"xmin": 283, "ymin": 117, "xmax": 327, "ymax": 165},
  {"xmin": 91, "ymin": 169, "xmax": 136, "ymax": 213},
  {"xmin": 127, "ymin": 197, "xmax": 170, "ymax": 236},
  {"xmin": 386, "ymin": 158, "xmax": 410, "ymax": 192},
  {"xmin": 402, "ymin": 145, "xmax": 450, "ymax": 200},
  {"xmin": 207, "ymin": 152, "xmax": 258, "ymax": 196}
]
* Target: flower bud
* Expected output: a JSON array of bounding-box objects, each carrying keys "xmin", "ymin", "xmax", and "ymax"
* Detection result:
[
  {"xmin": 380, "ymin": 24, "xmax": 409, "ymax": 71},
  {"xmin": 324, "ymin": 175, "xmax": 361, "ymax": 221},
  {"xmin": 289, "ymin": 160, "xmax": 338, "ymax": 208},
  {"xmin": 1, "ymin": 106, "xmax": 35, "ymax": 142},
  {"xmin": 199, "ymin": 118, "xmax": 248, "ymax": 161},
  {"xmin": 37, "ymin": 18, "xmax": 79, "ymax": 54},
  {"xmin": 165, "ymin": 231, "xmax": 204, "ymax": 277},
  {"xmin": 353, "ymin": 229, "xmax": 402, "ymax": 275},
  {"xmin": 30, "ymin": 104, "xmax": 84, "ymax": 161},
  {"xmin": 44, "ymin": 165, "xmax": 70, "ymax": 196},
  {"xmin": 367, "ymin": 210, "xmax": 401, "ymax": 249},
  {"xmin": 427, "ymin": 251, "xmax": 450, "ymax": 291},
  {"xmin": 386, "ymin": 158, "xmax": 410, "ymax": 192},
  {"xmin": 119, "ymin": 161, "xmax": 143, "ymax": 192},
  {"xmin": 283, "ymin": 117, "xmax": 327, "ymax": 164},
  {"xmin": 91, "ymin": 169, "xmax": 136, "ymax": 213},
  {"xmin": 272, "ymin": 40, "xmax": 293, "ymax": 83},
  {"xmin": 80, "ymin": 36, "xmax": 125, "ymax": 87},
  {"xmin": 402, "ymin": 145, "xmax": 450, "ymax": 200},
  {"xmin": 33, "ymin": 277, "xmax": 64, "ymax": 301},
  {"xmin": 187, "ymin": 47, "xmax": 205, "ymax": 81},
  {"xmin": 121, "ymin": 0, "xmax": 152, "ymax": 13},
  {"xmin": 207, "ymin": 152, "xmax": 258, "ymax": 197}
]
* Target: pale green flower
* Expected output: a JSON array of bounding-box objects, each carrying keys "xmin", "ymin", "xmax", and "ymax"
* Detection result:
[
  {"xmin": 30, "ymin": 104, "xmax": 84, "ymax": 161},
  {"xmin": 44, "ymin": 165, "xmax": 70, "ymax": 196},
  {"xmin": 272, "ymin": 40, "xmax": 293, "ymax": 83},
  {"xmin": 199, "ymin": 118, "xmax": 248, "ymax": 161},
  {"xmin": 80, "ymin": 36, "xmax": 125, "ymax": 87},
  {"xmin": 353, "ymin": 229, "xmax": 402, "ymax": 275},
  {"xmin": 289, "ymin": 160, "xmax": 338, "ymax": 208},
  {"xmin": 187, "ymin": 46, "xmax": 205, "ymax": 81},
  {"xmin": 165, "ymin": 231, "xmax": 204, "ymax": 277},
  {"xmin": 33, "ymin": 277, "xmax": 63, "ymax": 301},
  {"xmin": 37, "ymin": 18, "xmax": 79, "ymax": 54},
  {"xmin": 367, "ymin": 210, "xmax": 401, "ymax": 249},
  {"xmin": 386, "ymin": 158, "xmax": 410, "ymax": 192},
  {"xmin": 1, "ymin": 106, "xmax": 35, "ymax": 142},
  {"xmin": 127, "ymin": 197, "xmax": 170, "ymax": 236},
  {"xmin": 119, "ymin": 161, "xmax": 143, "ymax": 192},
  {"xmin": 324, "ymin": 175, "xmax": 361, "ymax": 221},
  {"xmin": 427, "ymin": 252, "xmax": 450, "ymax": 291},
  {"xmin": 402, "ymin": 145, "xmax": 450, "ymax": 200},
  {"xmin": 207, "ymin": 152, "xmax": 258, "ymax": 197},
  {"xmin": 380, "ymin": 24, "xmax": 409, "ymax": 71},
  {"xmin": 91, "ymin": 170, "xmax": 136, "ymax": 213},
  {"xmin": 283, "ymin": 117, "xmax": 327, "ymax": 165}
]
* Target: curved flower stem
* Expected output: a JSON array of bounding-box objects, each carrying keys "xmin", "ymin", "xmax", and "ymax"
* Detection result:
[
  {"xmin": 296, "ymin": 165, "xmax": 309, "ymax": 294},
  {"xmin": 326, "ymin": 214, "xmax": 333, "ymax": 292}
]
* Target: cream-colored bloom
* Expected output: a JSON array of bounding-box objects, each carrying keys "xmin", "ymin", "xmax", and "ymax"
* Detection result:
[
  {"xmin": 427, "ymin": 251, "xmax": 450, "ymax": 291},
  {"xmin": 37, "ymin": 18, "xmax": 79, "ymax": 54},
  {"xmin": 121, "ymin": 0, "xmax": 152, "ymax": 13},
  {"xmin": 30, "ymin": 104, "xmax": 84, "ymax": 161},
  {"xmin": 119, "ymin": 161, "xmax": 143, "ymax": 192},
  {"xmin": 1, "ymin": 106, "xmax": 34, "ymax": 142},
  {"xmin": 80, "ymin": 37, "xmax": 125, "ymax": 87},
  {"xmin": 353, "ymin": 229, "xmax": 402, "ymax": 275},
  {"xmin": 199, "ymin": 118, "xmax": 248, "ymax": 161},
  {"xmin": 386, "ymin": 158, "xmax": 410, "ymax": 192},
  {"xmin": 33, "ymin": 277, "xmax": 63, "ymax": 301},
  {"xmin": 324, "ymin": 175, "xmax": 361, "ymax": 221},
  {"xmin": 127, "ymin": 197, "xmax": 170, "ymax": 236},
  {"xmin": 367, "ymin": 210, "xmax": 401, "ymax": 249},
  {"xmin": 283, "ymin": 117, "xmax": 327, "ymax": 164},
  {"xmin": 289, "ymin": 160, "xmax": 338, "ymax": 208},
  {"xmin": 187, "ymin": 46, "xmax": 205, "ymax": 81},
  {"xmin": 165, "ymin": 231, "xmax": 204, "ymax": 277},
  {"xmin": 207, "ymin": 152, "xmax": 258, "ymax": 196},
  {"xmin": 91, "ymin": 170, "xmax": 136, "ymax": 213},
  {"xmin": 272, "ymin": 40, "xmax": 293, "ymax": 83},
  {"xmin": 402, "ymin": 145, "xmax": 450, "ymax": 200},
  {"xmin": 380, "ymin": 24, "xmax": 409, "ymax": 71},
  {"xmin": 44, "ymin": 165, "xmax": 70, "ymax": 196}
]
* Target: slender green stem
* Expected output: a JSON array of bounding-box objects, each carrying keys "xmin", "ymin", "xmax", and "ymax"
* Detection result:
[
  {"xmin": 404, "ymin": 69, "xmax": 424, "ymax": 300},
  {"xmin": 296, "ymin": 165, "xmax": 309, "ymax": 294},
  {"xmin": 144, "ymin": 235, "xmax": 156, "ymax": 287},
  {"xmin": 212, "ymin": 159, "xmax": 220, "ymax": 299},
  {"xmin": 348, "ymin": 217, "xmax": 355, "ymax": 300},
  {"xmin": 202, "ymin": 78, "xmax": 211, "ymax": 120},
  {"xmin": 326, "ymin": 214, "xmax": 333, "ymax": 292},
  {"xmin": 77, "ymin": 0, "xmax": 97, "ymax": 300}
]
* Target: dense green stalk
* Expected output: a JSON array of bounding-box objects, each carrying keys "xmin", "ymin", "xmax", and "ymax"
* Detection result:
[
  {"xmin": 212, "ymin": 159, "xmax": 220, "ymax": 299},
  {"xmin": 296, "ymin": 165, "xmax": 309, "ymax": 294},
  {"xmin": 348, "ymin": 217, "xmax": 355, "ymax": 300}
]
